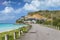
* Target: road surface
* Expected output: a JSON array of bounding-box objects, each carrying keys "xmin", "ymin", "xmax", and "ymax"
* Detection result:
[{"xmin": 17, "ymin": 24, "xmax": 60, "ymax": 40}]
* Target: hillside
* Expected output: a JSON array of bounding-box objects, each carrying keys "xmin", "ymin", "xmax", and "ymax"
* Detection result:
[
  {"xmin": 16, "ymin": 10, "xmax": 60, "ymax": 27},
  {"xmin": 28, "ymin": 10, "xmax": 60, "ymax": 19},
  {"xmin": 27, "ymin": 10, "xmax": 60, "ymax": 27}
]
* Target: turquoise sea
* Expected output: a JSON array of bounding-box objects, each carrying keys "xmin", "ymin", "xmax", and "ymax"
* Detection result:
[{"xmin": 0, "ymin": 23, "xmax": 27, "ymax": 33}]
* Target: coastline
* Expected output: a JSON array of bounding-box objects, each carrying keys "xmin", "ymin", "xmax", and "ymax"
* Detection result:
[
  {"xmin": 0, "ymin": 24, "xmax": 28, "ymax": 33},
  {"xmin": 0, "ymin": 28, "xmax": 18, "ymax": 33}
]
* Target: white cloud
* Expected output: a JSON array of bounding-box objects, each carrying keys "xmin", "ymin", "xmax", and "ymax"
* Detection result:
[
  {"xmin": 0, "ymin": 7, "xmax": 16, "ymax": 20},
  {"xmin": 23, "ymin": 0, "xmax": 40, "ymax": 11},
  {"xmin": 2, "ymin": 1, "xmax": 8, "ymax": 5},
  {"xmin": 0, "ymin": 6, "xmax": 23, "ymax": 21},
  {"xmin": 23, "ymin": 3, "xmax": 39, "ymax": 11},
  {"xmin": 0, "ymin": 6, "xmax": 22, "ymax": 14},
  {"xmin": 47, "ymin": 0, "xmax": 60, "ymax": 7},
  {"xmin": 31, "ymin": 0, "xmax": 40, "ymax": 8},
  {"xmin": 2, "ymin": 1, "xmax": 16, "ymax": 6},
  {"xmin": 2, "ymin": 1, "xmax": 11, "ymax": 6},
  {"xmin": 23, "ymin": 0, "xmax": 60, "ymax": 11},
  {"xmin": 1, "ymin": 7, "xmax": 14, "ymax": 14}
]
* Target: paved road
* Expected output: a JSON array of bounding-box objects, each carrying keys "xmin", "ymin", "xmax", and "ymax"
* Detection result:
[{"xmin": 17, "ymin": 24, "xmax": 60, "ymax": 40}]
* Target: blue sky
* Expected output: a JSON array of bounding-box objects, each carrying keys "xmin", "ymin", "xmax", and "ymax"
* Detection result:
[{"xmin": 0, "ymin": 0, "xmax": 60, "ymax": 23}]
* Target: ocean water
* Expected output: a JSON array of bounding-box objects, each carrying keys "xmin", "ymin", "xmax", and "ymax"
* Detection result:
[{"xmin": 0, "ymin": 23, "xmax": 27, "ymax": 33}]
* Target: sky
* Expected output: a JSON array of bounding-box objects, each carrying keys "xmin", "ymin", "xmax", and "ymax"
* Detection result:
[{"xmin": 0, "ymin": 0, "xmax": 60, "ymax": 23}]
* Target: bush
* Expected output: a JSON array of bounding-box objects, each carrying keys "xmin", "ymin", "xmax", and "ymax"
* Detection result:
[
  {"xmin": 21, "ymin": 27, "xmax": 28, "ymax": 33},
  {"xmin": 44, "ymin": 20, "xmax": 51, "ymax": 25},
  {"xmin": 53, "ymin": 18, "xmax": 60, "ymax": 26},
  {"xmin": 36, "ymin": 20, "xmax": 44, "ymax": 24},
  {"xmin": 8, "ymin": 35, "xmax": 14, "ymax": 40},
  {"xmin": 57, "ymin": 23, "xmax": 60, "ymax": 27}
]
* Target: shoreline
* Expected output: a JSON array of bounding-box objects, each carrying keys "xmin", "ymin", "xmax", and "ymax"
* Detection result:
[
  {"xmin": 0, "ymin": 28, "xmax": 18, "ymax": 33},
  {"xmin": 0, "ymin": 25, "xmax": 28, "ymax": 33}
]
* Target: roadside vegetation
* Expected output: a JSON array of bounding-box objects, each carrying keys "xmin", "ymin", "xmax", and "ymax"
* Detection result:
[{"xmin": 0, "ymin": 25, "xmax": 32, "ymax": 40}]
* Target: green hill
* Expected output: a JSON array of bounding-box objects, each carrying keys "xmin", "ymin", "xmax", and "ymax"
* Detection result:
[
  {"xmin": 28, "ymin": 10, "xmax": 60, "ymax": 28},
  {"xmin": 16, "ymin": 10, "xmax": 60, "ymax": 27},
  {"xmin": 28, "ymin": 10, "xmax": 60, "ymax": 18}
]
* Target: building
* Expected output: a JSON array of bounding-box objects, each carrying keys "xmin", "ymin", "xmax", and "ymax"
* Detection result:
[{"xmin": 24, "ymin": 14, "xmax": 47, "ymax": 24}]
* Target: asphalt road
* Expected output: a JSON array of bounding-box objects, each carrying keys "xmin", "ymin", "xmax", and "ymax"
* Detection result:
[{"xmin": 17, "ymin": 24, "xmax": 60, "ymax": 40}]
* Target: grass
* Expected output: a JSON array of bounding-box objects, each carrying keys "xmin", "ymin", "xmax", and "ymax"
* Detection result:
[
  {"xmin": 43, "ymin": 24, "xmax": 60, "ymax": 30},
  {"xmin": 0, "ymin": 25, "xmax": 32, "ymax": 40},
  {"xmin": 47, "ymin": 25, "xmax": 60, "ymax": 30},
  {"xmin": 0, "ymin": 29, "xmax": 19, "ymax": 40}
]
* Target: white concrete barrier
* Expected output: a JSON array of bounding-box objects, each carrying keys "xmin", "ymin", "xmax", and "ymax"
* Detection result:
[
  {"xmin": 5, "ymin": 34, "xmax": 8, "ymax": 40},
  {"xmin": 21, "ymin": 31, "xmax": 24, "ymax": 35},
  {"xmin": 14, "ymin": 32, "xmax": 16, "ymax": 40},
  {"xmin": 19, "ymin": 31, "xmax": 21, "ymax": 37}
]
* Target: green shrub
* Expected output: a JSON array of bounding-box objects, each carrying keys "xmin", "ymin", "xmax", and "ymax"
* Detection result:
[
  {"xmin": 2, "ymin": 36, "xmax": 5, "ymax": 40},
  {"xmin": 21, "ymin": 27, "xmax": 28, "ymax": 33},
  {"xmin": 36, "ymin": 20, "xmax": 44, "ymax": 24},
  {"xmin": 8, "ymin": 35, "xmax": 14, "ymax": 40},
  {"xmin": 44, "ymin": 20, "xmax": 51, "ymax": 25}
]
